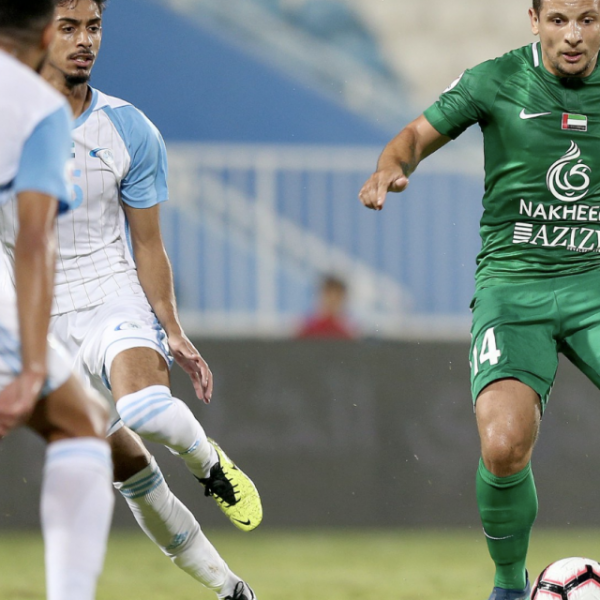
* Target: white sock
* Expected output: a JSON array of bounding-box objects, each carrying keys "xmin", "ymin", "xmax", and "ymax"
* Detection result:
[
  {"xmin": 117, "ymin": 385, "xmax": 217, "ymax": 479},
  {"xmin": 41, "ymin": 438, "xmax": 114, "ymax": 600},
  {"xmin": 115, "ymin": 456, "xmax": 234, "ymax": 592}
]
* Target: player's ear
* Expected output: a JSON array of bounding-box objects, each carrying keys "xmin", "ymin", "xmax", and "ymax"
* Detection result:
[
  {"xmin": 529, "ymin": 7, "xmax": 540, "ymax": 36},
  {"xmin": 41, "ymin": 20, "xmax": 55, "ymax": 51}
]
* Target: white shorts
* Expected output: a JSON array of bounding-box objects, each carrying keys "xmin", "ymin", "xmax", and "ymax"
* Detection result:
[
  {"xmin": 50, "ymin": 294, "xmax": 172, "ymax": 434},
  {"xmin": 0, "ymin": 283, "xmax": 71, "ymax": 397}
]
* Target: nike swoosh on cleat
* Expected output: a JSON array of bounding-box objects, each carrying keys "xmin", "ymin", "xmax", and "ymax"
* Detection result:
[
  {"xmin": 234, "ymin": 518, "xmax": 252, "ymax": 526},
  {"xmin": 519, "ymin": 109, "xmax": 552, "ymax": 120}
]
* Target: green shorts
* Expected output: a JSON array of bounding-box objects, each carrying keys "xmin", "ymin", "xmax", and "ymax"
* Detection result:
[{"xmin": 470, "ymin": 269, "xmax": 600, "ymax": 410}]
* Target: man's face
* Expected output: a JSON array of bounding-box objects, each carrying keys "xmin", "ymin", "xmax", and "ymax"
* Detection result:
[
  {"xmin": 47, "ymin": 0, "xmax": 102, "ymax": 86},
  {"xmin": 530, "ymin": 0, "xmax": 600, "ymax": 77}
]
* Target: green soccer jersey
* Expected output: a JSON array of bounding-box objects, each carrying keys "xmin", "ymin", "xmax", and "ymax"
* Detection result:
[{"xmin": 424, "ymin": 42, "xmax": 600, "ymax": 289}]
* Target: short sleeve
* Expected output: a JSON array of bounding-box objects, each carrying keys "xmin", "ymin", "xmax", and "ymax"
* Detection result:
[
  {"xmin": 14, "ymin": 105, "xmax": 73, "ymax": 213},
  {"xmin": 103, "ymin": 105, "xmax": 169, "ymax": 208},
  {"xmin": 423, "ymin": 65, "xmax": 492, "ymax": 139}
]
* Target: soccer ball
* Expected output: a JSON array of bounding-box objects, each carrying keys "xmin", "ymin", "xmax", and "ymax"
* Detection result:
[{"xmin": 531, "ymin": 557, "xmax": 600, "ymax": 599}]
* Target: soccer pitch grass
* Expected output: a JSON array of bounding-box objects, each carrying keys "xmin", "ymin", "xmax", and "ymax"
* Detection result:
[{"xmin": 1, "ymin": 528, "xmax": 600, "ymax": 599}]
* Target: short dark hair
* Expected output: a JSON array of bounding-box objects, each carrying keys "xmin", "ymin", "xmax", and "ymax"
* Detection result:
[
  {"xmin": 0, "ymin": 0, "xmax": 58, "ymax": 34},
  {"xmin": 57, "ymin": 0, "xmax": 107, "ymax": 12},
  {"xmin": 533, "ymin": 0, "xmax": 542, "ymax": 13},
  {"xmin": 321, "ymin": 274, "xmax": 348, "ymax": 294}
]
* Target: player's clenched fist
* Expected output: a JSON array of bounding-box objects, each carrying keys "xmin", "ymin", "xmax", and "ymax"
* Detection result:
[
  {"xmin": 0, "ymin": 370, "xmax": 44, "ymax": 437},
  {"xmin": 358, "ymin": 169, "xmax": 409, "ymax": 211}
]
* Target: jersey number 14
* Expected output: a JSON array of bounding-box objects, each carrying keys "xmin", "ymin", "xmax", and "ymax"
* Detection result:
[{"xmin": 472, "ymin": 327, "xmax": 501, "ymax": 375}]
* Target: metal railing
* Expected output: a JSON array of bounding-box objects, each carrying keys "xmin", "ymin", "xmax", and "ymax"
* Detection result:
[{"xmin": 162, "ymin": 143, "xmax": 483, "ymax": 339}]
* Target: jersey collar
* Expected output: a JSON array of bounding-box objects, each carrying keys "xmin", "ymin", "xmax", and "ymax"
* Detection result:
[{"xmin": 73, "ymin": 87, "xmax": 99, "ymax": 129}]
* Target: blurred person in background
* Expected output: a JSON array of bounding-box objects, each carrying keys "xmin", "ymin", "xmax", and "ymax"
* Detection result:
[
  {"xmin": 296, "ymin": 273, "xmax": 357, "ymax": 339},
  {"xmin": 0, "ymin": 1, "xmax": 259, "ymax": 599},
  {"xmin": 0, "ymin": 0, "xmax": 114, "ymax": 598},
  {"xmin": 360, "ymin": 0, "xmax": 600, "ymax": 599}
]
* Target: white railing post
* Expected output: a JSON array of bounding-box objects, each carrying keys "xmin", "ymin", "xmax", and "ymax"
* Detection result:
[{"xmin": 255, "ymin": 152, "xmax": 279, "ymax": 329}]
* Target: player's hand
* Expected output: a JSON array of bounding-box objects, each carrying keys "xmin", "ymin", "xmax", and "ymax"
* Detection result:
[
  {"xmin": 0, "ymin": 370, "xmax": 45, "ymax": 437},
  {"xmin": 168, "ymin": 334, "xmax": 213, "ymax": 404},
  {"xmin": 358, "ymin": 168, "xmax": 409, "ymax": 210}
]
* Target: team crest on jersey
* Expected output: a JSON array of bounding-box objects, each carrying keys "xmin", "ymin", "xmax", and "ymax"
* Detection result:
[
  {"xmin": 443, "ymin": 72, "xmax": 464, "ymax": 94},
  {"xmin": 90, "ymin": 147, "xmax": 115, "ymax": 167},
  {"xmin": 546, "ymin": 141, "xmax": 591, "ymax": 202},
  {"xmin": 115, "ymin": 321, "xmax": 143, "ymax": 331}
]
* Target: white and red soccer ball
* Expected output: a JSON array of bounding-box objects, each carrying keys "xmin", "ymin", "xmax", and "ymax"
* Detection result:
[{"xmin": 531, "ymin": 557, "xmax": 600, "ymax": 599}]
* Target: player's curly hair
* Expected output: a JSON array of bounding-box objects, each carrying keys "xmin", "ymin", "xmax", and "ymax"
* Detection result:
[
  {"xmin": 57, "ymin": 0, "xmax": 107, "ymax": 11},
  {"xmin": 0, "ymin": 0, "xmax": 58, "ymax": 34}
]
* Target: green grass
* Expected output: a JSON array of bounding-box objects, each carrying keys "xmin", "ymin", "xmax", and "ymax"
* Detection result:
[{"xmin": 1, "ymin": 528, "xmax": 600, "ymax": 599}]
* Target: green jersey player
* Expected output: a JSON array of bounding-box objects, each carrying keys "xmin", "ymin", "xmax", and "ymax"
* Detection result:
[{"xmin": 359, "ymin": 1, "xmax": 600, "ymax": 599}]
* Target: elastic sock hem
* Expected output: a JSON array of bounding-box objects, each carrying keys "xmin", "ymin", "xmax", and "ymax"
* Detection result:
[
  {"xmin": 46, "ymin": 437, "xmax": 112, "ymax": 472},
  {"xmin": 114, "ymin": 456, "xmax": 159, "ymax": 494},
  {"xmin": 478, "ymin": 458, "xmax": 532, "ymax": 489}
]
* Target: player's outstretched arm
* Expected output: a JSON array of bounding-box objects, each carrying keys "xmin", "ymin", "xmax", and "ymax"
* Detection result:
[
  {"xmin": 359, "ymin": 114, "xmax": 451, "ymax": 211},
  {"xmin": 0, "ymin": 192, "xmax": 58, "ymax": 435},
  {"xmin": 123, "ymin": 203, "xmax": 213, "ymax": 403}
]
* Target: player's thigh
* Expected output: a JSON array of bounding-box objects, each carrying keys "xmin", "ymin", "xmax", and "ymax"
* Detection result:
[
  {"xmin": 79, "ymin": 296, "xmax": 172, "ymax": 395},
  {"xmin": 27, "ymin": 373, "xmax": 108, "ymax": 443},
  {"xmin": 561, "ymin": 324, "xmax": 600, "ymax": 390},
  {"xmin": 109, "ymin": 346, "xmax": 170, "ymax": 399},
  {"xmin": 470, "ymin": 283, "xmax": 559, "ymax": 411},
  {"xmin": 557, "ymin": 271, "xmax": 600, "ymax": 390}
]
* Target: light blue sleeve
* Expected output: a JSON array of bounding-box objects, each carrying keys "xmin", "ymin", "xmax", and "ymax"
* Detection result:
[
  {"xmin": 14, "ymin": 105, "xmax": 73, "ymax": 214},
  {"xmin": 103, "ymin": 105, "xmax": 169, "ymax": 208}
]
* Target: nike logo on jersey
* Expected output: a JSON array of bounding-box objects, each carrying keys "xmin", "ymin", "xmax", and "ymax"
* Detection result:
[{"xmin": 519, "ymin": 109, "xmax": 552, "ymax": 120}]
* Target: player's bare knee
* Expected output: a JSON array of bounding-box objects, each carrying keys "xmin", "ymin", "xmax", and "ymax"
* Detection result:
[{"xmin": 481, "ymin": 435, "xmax": 533, "ymax": 476}]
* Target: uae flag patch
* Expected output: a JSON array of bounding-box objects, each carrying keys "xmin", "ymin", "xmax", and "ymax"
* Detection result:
[{"xmin": 562, "ymin": 113, "xmax": 588, "ymax": 132}]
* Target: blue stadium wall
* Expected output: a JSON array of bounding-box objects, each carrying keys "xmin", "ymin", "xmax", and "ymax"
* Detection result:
[{"xmin": 92, "ymin": 0, "xmax": 393, "ymax": 144}]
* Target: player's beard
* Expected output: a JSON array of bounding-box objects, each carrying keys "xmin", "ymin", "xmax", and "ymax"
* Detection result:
[{"xmin": 65, "ymin": 71, "xmax": 91, "ymax": 87}]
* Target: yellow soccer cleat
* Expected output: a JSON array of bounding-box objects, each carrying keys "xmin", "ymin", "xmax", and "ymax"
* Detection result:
[
  {"xmin": 224, "ymin": 581, "xmax": 256, "ymax": 600},
  {"xmin": 198, "ymin": 439, "xmax": 263, "ymax": 532}
]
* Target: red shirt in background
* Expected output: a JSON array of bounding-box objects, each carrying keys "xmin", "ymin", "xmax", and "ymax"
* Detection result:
[{"xmin": 296, "ymin": 315, "xmax": 356, "ymax": 339}]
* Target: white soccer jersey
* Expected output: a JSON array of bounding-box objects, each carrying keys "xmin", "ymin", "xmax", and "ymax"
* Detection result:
[
  {"xmin": 0, "ymin": 50, "xmax": 71, "ymax": 212},
  {"xmin": 0, "ymin": 87, "xmax": 169, "ymax": 316},
  {"xmin": 0, "ymin": 49, "xmax": 73, "ymax": 392}
]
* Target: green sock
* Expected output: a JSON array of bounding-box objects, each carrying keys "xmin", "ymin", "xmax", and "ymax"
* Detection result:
[{"xmin": 476, "ymin": 458, "xmax": 538, "ymax": 590}]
